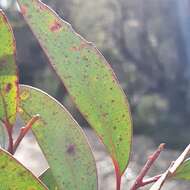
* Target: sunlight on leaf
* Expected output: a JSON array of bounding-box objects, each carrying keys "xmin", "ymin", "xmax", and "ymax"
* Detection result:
[
  {"xmin": 0, "ymin": 10, "xmax": 19, "ymax": 126},
  {"xmin": 20, "ymin": 85, "xmax": 98, "ymax": 190},
  {"xmin": 18, "ymin": 0, "xmax": 132, "ymax": 176},
  {"xmin": 0, "ymin": 147, "xmax": 47, "ymax": 189}
]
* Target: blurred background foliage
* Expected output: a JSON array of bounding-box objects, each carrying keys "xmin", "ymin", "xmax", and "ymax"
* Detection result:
[{"xmin": 1, "ymin": 0, "xmax": 190, "ymax": 149}]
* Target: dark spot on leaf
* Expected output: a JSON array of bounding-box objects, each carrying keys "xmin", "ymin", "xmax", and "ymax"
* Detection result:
[
  {"xmin": 18, "ymin": 171, "xmax": 25, "ymax": 177},
  {"xmin": 83, "ymin": 56, "xmax": 89, "ymax": 61},
  {"xmin": 66, "ymin": 144, "xmax": 75, "ymax": 155},
  {"xmin": 102, "ymin": 112, "xmax": 108, "ymax": 117},
  {"xmin": 70, "ymin": 43, "xmax": 86, "ymax": 51},
  {"xmin": 5, "ymin": 83, "xmax": 12, "ymax": 93},
  {"xmin": 0, "ymin": 164, "xmax": 5, "ymax": 169},
  {"xmin": 52, "ymin": 111, "xmax": 57, "ymax": 116}
]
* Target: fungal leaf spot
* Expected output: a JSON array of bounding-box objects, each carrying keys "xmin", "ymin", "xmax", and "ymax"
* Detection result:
[
  {"xmin": 5, "ymin": 83, "xmax": 12, "ymax": 93},
  {"xmin": 66, "ymin": 144, "xmax": 76, "ymax": 155},
  {"xmin": 50, "ymin": 20, "xmax": 62, "ymax": 32}
]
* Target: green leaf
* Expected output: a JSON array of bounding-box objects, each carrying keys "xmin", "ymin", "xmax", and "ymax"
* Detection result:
[
  {"xmin": 0, "ymin": 147, "xmax": 47, "ymax": 189},
  {"xmin": 18, "ymin": 0, "xmax": 132, "ymax": 175},
  {"xmin": 0, "ymin": 10, "xmax": 19, "ymax": 126},
  {"xmin": 39, "ymin": 169, "xmax": 58, "ymax": 189},
  {"xmin": 173, "ymin": 158, "xmax": 190, "ymax": 180},
  {"xmin": 19, "ymin": 85, "xmax": 98, "ymax": 190}
]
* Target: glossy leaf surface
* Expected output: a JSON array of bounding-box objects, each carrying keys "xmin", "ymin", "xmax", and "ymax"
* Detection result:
[
  {"xmin": 19, "ymin": 85, "xmax": 98, "ymax": 190},
  {"xmin": 0, "ymin": 10, "xmax": 19, "ymax": 126},
  {"xmin": 0, "ymin": 147, "xmax": 47, "ymax": 189},
  {"xmin": 18, "ymin": 0, "xmax": 132, "ymax": 175}
]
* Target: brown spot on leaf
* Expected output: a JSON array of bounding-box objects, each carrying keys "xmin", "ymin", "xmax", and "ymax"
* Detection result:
[
  {"xmin": 102, "ymin": 112, "xmax": 108, "ymax": 117},
  {"xmin": 70, "ymin": 43, "xmax": 86, "ymax": 51},
  {"xmin": 66, "ymin": 144, "xmax": 75, "ymax": 155},
  {"xmin": 5, "ymin": 83, "xmax": 12, "ymax": 93},
  {"xmin": 50, "ymin": 20, "xmax": 62, "ymax": 32}
]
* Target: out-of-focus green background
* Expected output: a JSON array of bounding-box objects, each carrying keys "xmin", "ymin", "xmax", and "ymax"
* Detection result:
[{"xmin": 1, "ymin": 0, "xmax": 190, "ymax": 149}]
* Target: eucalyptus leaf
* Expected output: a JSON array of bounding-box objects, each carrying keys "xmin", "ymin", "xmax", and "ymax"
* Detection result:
[
  {"xmin": 18, "ymin": 0, "xmax": 132, "ymax": 176},
  {"xmin": 0, "ymin": 147, "xmax": 47, "ymax": 189},
  {"xmin": 20, "ymin": 85, "xmax": 98, "ymax": 190}
]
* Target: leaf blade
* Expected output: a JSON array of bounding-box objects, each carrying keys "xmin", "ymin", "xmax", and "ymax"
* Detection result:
[
  {"xmin": 39, "ymin": 168, "xmax": 58, "ymax": 189},
  {"xmin": 20, "ymin": 85, "xmax": 98, "ymax": 190},
  {"xmin": 173, "ymin": 158, "xmax": 190, "ymax": 180},
  {"xmin": 0, "ymin": 147, "xmax": 47, "ymax": 189},
  {"xmin": 18, "ymin": 0, "xmax": 133, "ymax": 175}
]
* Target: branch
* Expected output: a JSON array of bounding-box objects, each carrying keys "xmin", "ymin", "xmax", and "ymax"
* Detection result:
[
  {"xmin": 130, "ymin": 143, "xmax": 165, "ymax": 190},
  {"xmin": 5, "ymin": 120, "xmax": 14, "ymax": 154},
  {"xmin": 141, "ymin": 174, "xmax": 162, "ymax": 187},
  {"xmin": 12, "ymin": 114, "xmax": 40, "ymax": 154}
]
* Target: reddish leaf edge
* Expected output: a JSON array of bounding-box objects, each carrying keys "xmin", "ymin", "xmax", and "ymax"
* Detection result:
[
  {"xmin": 17, "ymin": 0, "xmax": 133, "ymax": 182},
  {"xmin": 0, "ymin": 147, "xmax": 48, "ymax": 189},
  {"xmin": 19, "ymin": 84, "xmax": 99, "ymax": 189}
]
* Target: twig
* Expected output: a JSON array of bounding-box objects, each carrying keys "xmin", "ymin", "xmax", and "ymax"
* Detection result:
[
  {"xmin": 130, "ymin": 143, "xmax": 165, "ymax": 190},
  {"xmin": 4, "ymin": 120, "xmax": 14, "ymax": 154},
  {"xmin": 12, "ymin": 115, "xmax": 40, "ymax": 154},
  {"xmin": 141, "ymin": 174, "xmax": 162, "ymax": 187}
]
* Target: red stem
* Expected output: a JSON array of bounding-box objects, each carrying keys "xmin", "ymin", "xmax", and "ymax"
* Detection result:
[
  {"xmin": 113, "ymin": 159, "xmax": 122, "ymax": 190},
  {"xmin": 12, "ymin": 115, "xmax": 40, "ymax": 154},
  {"xmin": 141, "ymin": 174, "xmax": 162, "ymax": 187},
  {"xmin": 130, "ymin": 143, "xmax": 165, "ymax": 190},
  {"xmin": 116, "ymin": 174, "xmax": 121, "ymax": 190},
  {"xmin": 4, "ymin": 120, "xmax": 14, "ymax": 154},
  {"xmin": 7, "ymin": 127, "xmax": 13, "ymax": 154}
]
